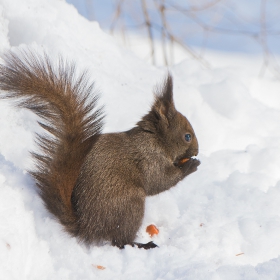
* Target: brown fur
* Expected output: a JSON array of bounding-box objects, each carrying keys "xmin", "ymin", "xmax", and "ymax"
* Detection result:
[{"xmin": 0, "ymin": 49, "xmax": 200, "ymax": 248}]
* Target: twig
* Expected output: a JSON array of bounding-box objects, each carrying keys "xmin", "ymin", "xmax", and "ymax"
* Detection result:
[
  {"xmin": 151, "ymin": 22, "xmax": 210, "ymax": 68},
  {"xmin": 236, "ymin": 253, "xmax": 244, "ymax": 256},
  {"xmin": 259, "ymin": 0, "xmax": 269, "ymax": 77},
  {"xmin": 172, "ymin": 0, "xmax": 222, "ymax": 13},
  {"xmin": 110, "ymin": 0, "xmax": 125, "ymax": 34},
  {"xmin": 155, "ymin": 0, "xmax": 168, "ymax": 65},
  {"xmin": 85, "ymin": 0, "xmax": 95, "ymax": 21},
  {"xmin": 141, "ymin": 0, "xmax": 156, "ymax": 65}
]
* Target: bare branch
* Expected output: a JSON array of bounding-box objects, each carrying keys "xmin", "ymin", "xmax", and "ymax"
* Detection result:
[
  {"xmin": 141, "ymin": 0, "xmax": 156, "ymax": 65},
  {"xmin": 174, "ymin": 0, "xmax": 223, "ymax": 12},
  {"xmin": 259, "ymin": 0, "xmax": 269, "ymax": 76},
  {"xmin": 110, "ymin": 0, "xmax": 125, "ymax": 34},
  {"xmin": 166, "ymin": 32, "xmax": 210, "ymax": 68},
  {"xmin": 155, "ymin": 0, "xmax": 168, "ymax": 65},
  {"xmin": 94, "ymin": 0, "xmax": 280, "ymax": 74},
  {"xmin": 85, "ymin": 0, "xmax": 95, "ymax": 21}
]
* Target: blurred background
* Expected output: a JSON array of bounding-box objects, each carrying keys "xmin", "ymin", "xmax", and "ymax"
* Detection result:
[{"xmin": 66, "ymin": 0, "xmax": 280, "ymax": 76}]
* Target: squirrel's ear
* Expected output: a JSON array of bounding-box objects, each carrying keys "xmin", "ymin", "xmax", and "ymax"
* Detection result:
[{"xmin": 153, "ymin": 73, "xmax": 176, "ymax": 124}]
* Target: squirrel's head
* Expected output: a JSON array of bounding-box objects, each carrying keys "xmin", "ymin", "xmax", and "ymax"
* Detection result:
[{"xmin": 138, "ymin": 74, "xmax": 199, "ymax": 163}]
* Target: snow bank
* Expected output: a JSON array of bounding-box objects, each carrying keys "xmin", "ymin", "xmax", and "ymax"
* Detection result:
[{"xmin": 0, "ymin": 0, "xmax": 280, "ymax": 279}]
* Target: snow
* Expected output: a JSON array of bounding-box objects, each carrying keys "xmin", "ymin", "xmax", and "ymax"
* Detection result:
[{"xmin": 0, "ymin": 0, "xmax": 280, "ymax": 279}]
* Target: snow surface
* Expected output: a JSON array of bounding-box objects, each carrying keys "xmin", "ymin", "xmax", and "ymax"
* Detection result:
[{"xmin": 1, "ymin": 0, "xmax": 280, "ymax": 279}]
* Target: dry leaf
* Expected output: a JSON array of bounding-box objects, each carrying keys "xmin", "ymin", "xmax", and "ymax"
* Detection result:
[
  {"xmin": 92, "ymin": 264, "xmax": 106, "ymax": 270},
  {"xmin": 146, "ymin": 224, "xmax": 159, "ymax": 236}
]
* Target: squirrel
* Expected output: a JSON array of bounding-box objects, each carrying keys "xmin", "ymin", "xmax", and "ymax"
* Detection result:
[{"xmin": 0, "ymin": 50, "xmax": 200, "ymax": 249}]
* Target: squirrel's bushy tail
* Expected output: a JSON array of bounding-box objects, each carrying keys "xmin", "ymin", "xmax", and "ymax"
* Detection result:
[{"xmin": 0, "ymin": 50, "xmax": 104, "ymax": 235}]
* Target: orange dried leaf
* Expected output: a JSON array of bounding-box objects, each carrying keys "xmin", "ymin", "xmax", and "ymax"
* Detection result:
[
  {"xmin": 92, "ymin": 264, "xmax": 106, "ymax": 270},
  {"xmin": 179, "ymin": 158, "xmax": 189, "ymax": 165},
  {"xmin": 236, "ymin": 253, "xmax": 244, "ymax": 256},
  {"xmin": 146, "ymin": 224, "xmax": 159, "ymax": 236}
]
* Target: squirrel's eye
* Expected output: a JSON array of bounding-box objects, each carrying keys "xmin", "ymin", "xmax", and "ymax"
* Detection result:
[{"xmin": 185, "ymin": 133, "xmax": 192, "ymax": 142}]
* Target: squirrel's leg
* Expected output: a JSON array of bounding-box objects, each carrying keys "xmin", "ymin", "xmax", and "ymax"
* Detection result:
[
  {"xmin": 110, "ymin": 187, "xmax": 158, "ymax": 250},
  {"xmin": 110, "ymin": 187, "xmax": 146, "ymax": 249}
]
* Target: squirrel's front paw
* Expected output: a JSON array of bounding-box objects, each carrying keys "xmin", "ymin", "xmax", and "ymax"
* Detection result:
[{"xmin": 181, "ymin": 158, "xmax": 200, "ymax": 176}]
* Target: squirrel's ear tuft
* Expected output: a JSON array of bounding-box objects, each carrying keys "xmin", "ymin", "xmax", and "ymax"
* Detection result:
[{"xmin": 153, "ymin": 73, "xmax": 176, "ymax": 124}]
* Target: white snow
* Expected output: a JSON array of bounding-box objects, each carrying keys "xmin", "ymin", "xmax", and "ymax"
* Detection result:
[{"xmin": 0, "ymin": 0, "xmax": 280, "ymax": 279}]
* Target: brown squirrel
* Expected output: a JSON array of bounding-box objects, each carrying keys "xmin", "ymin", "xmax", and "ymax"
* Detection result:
[{"xmin": 0, "ymin": 50, "xmax": 200, "ymax": 249}]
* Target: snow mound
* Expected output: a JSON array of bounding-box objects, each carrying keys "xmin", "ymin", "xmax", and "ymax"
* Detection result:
[{"xmin": 0, "ymin": 0, "xmax": 280, "ymax": 279}]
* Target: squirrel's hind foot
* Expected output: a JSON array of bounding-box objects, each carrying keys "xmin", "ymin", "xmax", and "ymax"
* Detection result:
[
  {"xmin": 133, "ymin": 241, "xmax": 158, "ymax": 249},
  {"xmin": 116, "ymin": 241, "xmax": 158, "ymax": 250}
]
